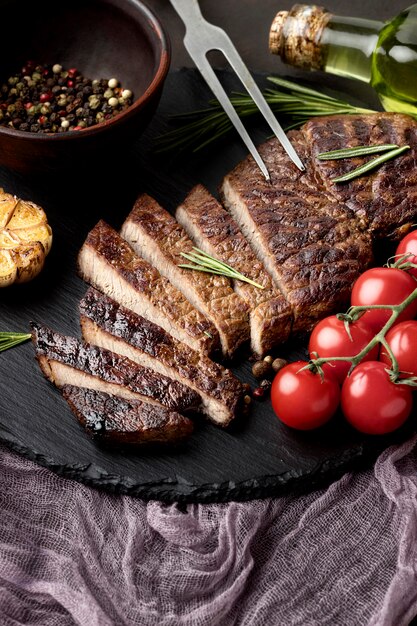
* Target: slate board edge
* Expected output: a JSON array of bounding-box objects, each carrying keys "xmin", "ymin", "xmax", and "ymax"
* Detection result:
[{"xmin": 0, "ymin": 425, "xmax": 382, "ymax": 503}]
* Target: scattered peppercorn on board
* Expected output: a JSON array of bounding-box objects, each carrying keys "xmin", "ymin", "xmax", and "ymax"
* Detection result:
[{"xmin": 0, "ymin": 70, "xmax": 413, "ymax": 503}]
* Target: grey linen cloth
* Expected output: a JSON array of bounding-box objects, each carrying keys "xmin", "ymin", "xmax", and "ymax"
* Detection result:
[{"xmin": 0, "ymin": 437, "xmax": 416, "ymax": 626}]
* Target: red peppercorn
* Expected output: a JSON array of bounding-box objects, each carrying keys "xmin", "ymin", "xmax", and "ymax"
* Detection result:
[
  {"xmin": 58, "ymin": 109, "xmax": 66, "ymax": 117},
  {"xmin": 43, "ymin": 69, "xmax": 50, "ymax": 76},
  {"xmin": 38, "ymin": 115, "xmax": 47, "ymax": 125},
  {"xmin": 68, "ymin": 68, "xmax": 78, "ymax": 78},
  {"xmin": 24, "ymin": 102, "xmax": 33, "ymax": 110},
  {"xmin": 253, "ymin": 387, "xmax": 265, "ymax": 400},
  {"xmin": 67, "ymin": 79, "xmax": 75, "ymax": 88},
  {"xmin": 39, "ymin": 92, "xmax": 52, "ymax": 103},
  {"xmin": 73, "ymin": 125, "xmax": 83, "ymax": 130}
]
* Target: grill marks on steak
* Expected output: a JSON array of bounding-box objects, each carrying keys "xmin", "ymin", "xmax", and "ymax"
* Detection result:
[
  {"xmin": 32, "ymin": 323, "xmax": 200, "ymax": 413},
  {"xmin": 304, "ymin": 113, "xmax": 417, "ymax": 238},
  {"xmin": 175, "ymin": 184, "xmax": 293, "ymax": 356},
  {"xmin": 221, "ymin": 135, "xmax": 373, "ymax": 331},
  {"xmin": 120, "ymin": 194, "xmax": 250, "ymax": 358},
  {"xmin": 77, "ymin": 220, "xmax": 218, "ymax": 355},
  {"xmin": 80, "ymin": 288, "xmax": 246, "ymax": 426},
  {"xmin": 62, "ymin": 386, "xmax": 193, "ymax": 444}
]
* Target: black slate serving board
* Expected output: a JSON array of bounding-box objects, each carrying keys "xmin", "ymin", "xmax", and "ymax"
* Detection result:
[{"xmin": 0, "ymin": 69, "xmax": 413, "ymax": 503}]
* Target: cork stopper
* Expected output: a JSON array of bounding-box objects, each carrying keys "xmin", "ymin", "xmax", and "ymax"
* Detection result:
[{"xmin": 269, "ymin": 4, "xmax": 332, "ymax": 71}]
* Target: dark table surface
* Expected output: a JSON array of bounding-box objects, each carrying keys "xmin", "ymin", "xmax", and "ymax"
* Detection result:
[{"xmin": 148, "ymin": 0, "xmax": 412, "ymax": 72}]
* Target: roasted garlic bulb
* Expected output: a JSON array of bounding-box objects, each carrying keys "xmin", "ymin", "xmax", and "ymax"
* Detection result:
[{"xmin": 0, "ymin": 188, "xmax": 52, "ymax": 287}]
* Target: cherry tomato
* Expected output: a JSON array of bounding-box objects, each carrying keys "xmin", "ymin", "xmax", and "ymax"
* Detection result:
[
  {"xmin": 351, "ymin": 267, "xmax": 417, "ymax": 332},
  {"xmin": 341, "ymin": 361, "xmax": 413, "ymax": 434},
  {"xmin": 271, "ymin": 361, "xmax": 340, "ymax": 430},
  {"xmin": 395, "ymin": 231, "xmax": 417, "ymax": 278},
  {"xmin": 379, "ymin": 320, "xmax": 417, "ymax": 380},
  {"xmin": 308, "ymin": 315, "xmax": 379, "ymax": 383}
]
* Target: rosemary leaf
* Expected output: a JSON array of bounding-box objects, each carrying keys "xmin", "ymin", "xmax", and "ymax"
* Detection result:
[
  {"xmin": 317, "ymin": 144, "xmax": 399, "ymax": 160},
  {"xmin": 179, "ymin": 248, "xmax": 265, "ymax": 289},
  {"xmin": 331, "ymin": 145, "xmax": 410, "ymax": 183},
  {"xmin": 0, "ymin": 332, "xmax": 31, "ymax": 353}
]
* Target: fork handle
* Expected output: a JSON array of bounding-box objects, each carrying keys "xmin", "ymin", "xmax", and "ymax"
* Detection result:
[{"xmin": 169, "ymin": 0, "xmax": 204, "ymax": 27}]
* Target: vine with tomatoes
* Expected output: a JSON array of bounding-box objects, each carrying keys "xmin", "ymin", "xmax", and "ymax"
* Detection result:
[{"xmin": 270, "ymin": 230, "xmax": 417, "ymax": 435}]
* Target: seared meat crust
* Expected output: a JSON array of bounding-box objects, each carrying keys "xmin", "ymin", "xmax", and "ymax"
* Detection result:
[
  {"xmin": 32, "ymin": 323, "xmax": 200, "ymax": 413},
  {"xmin": 221, "ymin": 133, "xmax": 373, "ymax": 331},
  {"xmin": 303, "ymin": 113, "xmax": 417, "ymax": 238},
  {"xmin": 176, "ymin": 184, "xmax": 293, "ymax": 355},
  {"xmin": 78, "ymin": 220, "xmax": 218, "ymax": 355},
  {"xmin": 62, "ymin": 385, "xmax": 193, "ymax": 444},
  {"xmin": 121, "ymin": 195, "xmax": 250, "ymax": 358}
]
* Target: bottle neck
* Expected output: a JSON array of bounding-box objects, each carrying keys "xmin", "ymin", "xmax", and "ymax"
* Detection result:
[
  {"xmin": 270, "ymin": 5, "xmax": 384, "ymax": 84},
  {"xmin": 321, "ymin": 15, "xmax": 384, "ymax": 83}
]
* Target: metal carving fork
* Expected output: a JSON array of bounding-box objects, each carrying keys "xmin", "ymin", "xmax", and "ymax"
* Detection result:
[{"xmin": 169, "ymin": 0, "xmax": 304, "ymax": 180}]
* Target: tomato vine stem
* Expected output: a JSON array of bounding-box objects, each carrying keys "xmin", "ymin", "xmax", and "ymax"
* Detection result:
[{"xmin": 308, "ymin": 286, "xmax": 417, "ymax": 385}]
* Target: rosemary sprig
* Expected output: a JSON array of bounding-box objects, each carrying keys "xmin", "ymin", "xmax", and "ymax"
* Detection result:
[
  {"xmin": 0, "ymin": 332, "xmax": 31, "ymax": 353},
  {"xmin": 331, "ymin": 145, "xmax": 410, "ymax": 183},
  {"xmin": 317, "ymin": 144, "xmax": 399, "ymax": 160},
  {"xmin": 179, "ymin": 247, "xmax": 265, "ymax": 289},
  {"xmin": 156, "ymin": 76, "xmax": 377, "ymax": 154}
]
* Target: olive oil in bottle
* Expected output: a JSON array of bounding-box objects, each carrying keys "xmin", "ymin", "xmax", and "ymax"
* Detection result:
[{"xmin": 269, "ymin": 4, "xmax": 417, "ymax": 116}]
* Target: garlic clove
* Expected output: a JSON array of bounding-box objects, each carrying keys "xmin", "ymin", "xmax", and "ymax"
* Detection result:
[
  {"xmin": 13, "ymin": 242, "xmax": 46, "ymax": 284},
  {"xmin": 12, "ymin": 223, "xmax": 53, "ymax": 255},
  {"xmin": 0, "ymin": 249, "xmax": 17, "ymax": 287},
  {"xmin": 6, "ymin": 199, "xmax": 48, "ymax": 230}
]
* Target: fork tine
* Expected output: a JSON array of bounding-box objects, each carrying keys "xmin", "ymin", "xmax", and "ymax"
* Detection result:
[
  {"xmin": 221, "ymin": 41, "xmax": 305, "ymax": 171},
  {"xmin": 189, "ymin": 53, "xmax": 271, "ymax": 180}
]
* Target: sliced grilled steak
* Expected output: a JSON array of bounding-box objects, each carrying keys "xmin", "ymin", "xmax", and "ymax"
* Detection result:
[
  {"xmin": 62, "ymin": 386, "xmax": 193, "ymax": 444},
  {"xmin": 221, "ymin": 134, "xmax": 373, "ymax": 331},
  {"xmin": 120, "ymin": 195, "xmax": 250, "ymax": 358},
  {"xmin": 77, "ymin": 220, "xmax": 218, "ymax": 355},
  {"xmin": 80, "ymin": 288, "xmax": 247, "ymax": 426},
  {"xmin": 175, "ymin": 184, "xmax": 293, "ymax": 355},
  {"xmin": 32, "ymin": 323, "xmax": 200, "ymax": 413},
  {"xmin": 303, "ymin": 113, "xmax": 417, "ymax": 239}
]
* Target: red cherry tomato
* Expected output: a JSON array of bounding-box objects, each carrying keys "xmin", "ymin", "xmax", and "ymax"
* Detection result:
[
  {"xmin": 379, "ymin": 320, "xmax": 417, "ymax": 379},
  {"xmin": 341, "ymin": 361, "xmax": 413, "ymax": 434},
  {"xmin": 308, "ymin": 315, "xmax": 379, "ymax": 383},
  {"xmin": 395, "ymin": 231, "xmax": 417, "ymax": 279},
  {"xmin": 271, "ymin": 361, "xmax": 340, "ymax": 430},
  {"xmin": 351, "ymin": 267, "xmax": 417, "ymax": 332}
]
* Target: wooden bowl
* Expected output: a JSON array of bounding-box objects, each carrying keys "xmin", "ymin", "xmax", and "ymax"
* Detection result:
[{"xmin": 0, "ymin": 0, "xmax": 170, "ymax": 174}]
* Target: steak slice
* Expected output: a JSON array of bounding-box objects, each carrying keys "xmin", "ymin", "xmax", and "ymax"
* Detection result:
[
  {"xmin": 221, "ymin": 134, "xmax": 373, "ymax": 331},
  {"xmin": 80, "ymin": 288, "xmax": 247, "ymax": 427},
  {"xmin": 78, "ymin": 220, "xmax": 218, "ymax": 355},
  {"xmin": 32, "ymin": 323, "xmax": 200, "ymax": 413},
  {"xmin": 62, "ymin": 386, "xmax": 193, "ymax": 444},
  {"xmin": 303, "ymin": 113, "xmax": 417, "ymax": 239},
  {"xmin": 120, "ymin": 194, "xmax": 250, "ymax": 358},
  {"xmin": 175, "ymin": 184, "xmax": 293, "ymax": 355}
]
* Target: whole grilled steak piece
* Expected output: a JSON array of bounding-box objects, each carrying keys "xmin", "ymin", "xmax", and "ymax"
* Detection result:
[
  {"xmin": 221, "ymin": 133, "xmax": 373, "ymax": 332},
  {"xmin": 77, "ymin": 220, "xmax": 218, "ymax": 355},
  {"xmin": 80, "ymin": 288, "xmax": 247, "ymax": 427},
  {"xmin": 62, "ymin": 386, "xmax": 193, "ymax": 444},
  {"xmin": 304, "ymin": 113, "xmax": 417, "ymax": 239},
  {"xmin": 121, "ymin": 195, "xmax": 250, "ymax": 358},
  {"xmin": 176, "ymin": 184, "xmax": 293, "ymax": 356},
  {"xmin": 32, "ymin": 323, "xmax": 200, "ymax": 413}
]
